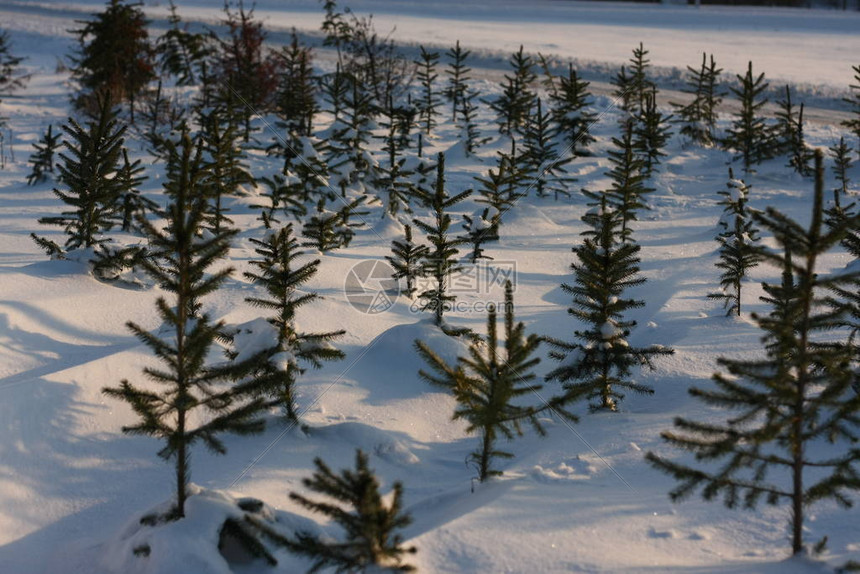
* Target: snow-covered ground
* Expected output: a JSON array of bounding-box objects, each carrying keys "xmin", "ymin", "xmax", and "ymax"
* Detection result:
[{"xmin": 0, "ymin": 1, "xmax": 858, "ymax": 573}]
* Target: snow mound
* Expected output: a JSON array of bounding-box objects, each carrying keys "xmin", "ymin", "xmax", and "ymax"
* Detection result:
[
  {"xmin": 501, "ymin": 203, "xmax": 562, "ymax": 228},
  {"xmin": 314, "ymin": 422, "xmax": 421, "ymax": 466},
  {"xmin": 231, "ymin": 317, "xmax": 278, "ymax": 363},
  {"xmin": 530, "ymin": 456, "xmax": 596, "ymax": 483},
  {"xmin": 348, "ymin": 318, "xmax": 471, "ymax": 403},
  {"xmin": 99, "ymin": 485, "xmax": 318, "ymax": 574}
]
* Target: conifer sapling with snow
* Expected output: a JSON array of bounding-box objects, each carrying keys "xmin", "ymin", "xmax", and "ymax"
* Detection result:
[
  {"xmin": 415, "ymin": 45, "xmax": 442, "ymax": 135},
  {"xmin": 272, "ymin": 32, "xmax": 317, "ymax": 138},
  {"xmin": 545, "ymin": 195, "xmax": 674, "ymax": 411},
  {"xmin": 418, "ymin": 281, "xmax": 575, "ymax": 481},
  {"xmin": 211, "ymin": 1, "xmax": 278, "ymax": 140},
  {"xmin": 707, "ymin": 169, "xmax": 762, "ymax": 316},
  {"xmin": 672, "ymin": 53, "xmax": 723, "ymax": 146},
  {"xmin": 376, "ymin": 95, "xmax": 418, "ymax": 217},
  {"xmin": 32, "ymin": 95, "xmax": 126, "ymax": 258},
  {"xmin": 488, "ymin": 45, "xmax": 536, "ymax": 135},
  {"xmin": 458, "ymin": 87, "xmax": 487, "ymax": 156},
  {"xmin": 634, "ymin": 88, "xmax": 673, "ymax": 178},
  {"xmin": 445, "ymin": 39, "xmax": 471, "ymax": 122},
  {"xmin": 722, "ymin": 61, "xmax": 773, "ymax": 172},
  {"xmin": 475, "ymin": 159, "xmax": 520, "ymax": 220},
  {"xmin": 775, "ymin": 85, "xmax": 812, "ymax": 176},
  {"xmin": 325, "ymin": 73, "xmax": 379, "ymax": 195},
  {"xmin": 69, "ymin": 0, "xmax": 154, "ymax": 116},
  {"xmin": 26, "ymin": 124, "xmax": 61, "ymax": 186},
  {"xmin": 627, "ymin": 42, "xmax": 655, "ymax": 115},
  {"xmin": 413, "ymin": 152, "xmax": 472, "ymax": 327},
  {"xmin": 155, "ymin": 0, "xmax": 209, "ymax": 87},
  {"xmin": 522, "ymin": 97, "xmax": 574, "ymax": 199},
  {"xmin": 242, "ymin": 223, "xmax": 345, "ymax": 424},
  {"xmin": 102, "ymin": 132, "xmax": 266, "ymax": 519},
  {"xmin": 549, "ymin": 63, "xmax": 596, "ymax": 156},
  {"xmin": 600, "ymin": 118, "xmax": 655, "ymax": 243},
  {"xmin": 646, "ymin": 151, "xmax": 860, "ymax": 556},
  {"xmin": 198, "ymin": 103, "xmax": 254, "ymax": 234},
  {"xmin": 460, "ymin": 207, "xmax": 499, "ymax": 263},
  {"xmin": 302, "ymin": 196, "xmax": 368, "ymax": 252},
  {"xmin": 385, "ymin": 224, "xmax": 428, "ymax": 298},
  {"xmin": 611, "ymin": 64, "xmax": 634, "ymax": 113},
  {"xmin": 117, "ymin": 147, "xmax": 153, "ymax": 233},
  {"xmin": 254, "ymin": 449, "xmax": 417, "ymax": 572}
]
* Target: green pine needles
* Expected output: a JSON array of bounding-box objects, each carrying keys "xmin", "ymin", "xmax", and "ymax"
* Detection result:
[
  {"xmin": 33, "ymin": 95, "xmax": 126, "ymax": 255},
  {"xmin": 445, "ymin": 40, "xmax": 471, "ymax": 123},
  {"xmin": 417, "ymin": 281, "xmax": 574, "ymax": 481},
  {"xmin": 385, "ymin": 224, "xmax": 428, "ymax": 298},
  {"xmin": 26, "ymin": 124, "xmax": 61, "ymax": 186},
  {"xmin": 243, "ymin": 224, "xmax": 345, "ymax": 424},
  {"xmin": 672, "ymin": 53, "xmax": 723, "ymax": 147},
  {"xmin": 102, "ymin": 133, "xmax": 266, "ymax": 519},
  {"xmin": 600, "ymin": 119, "xmax": 655, "ymax": 243},
  {"xmin": 647, "ymin": 151, "xmax": 860, "ymax": 556},
  {"xmin": 522, "ymin": 97, "xmax": 574, "ymax": 199},
  {"xmin": 723, "ymin": 61, "xmax": 773, "ymax": 172},
  {"xmin": 708, "ymin": 170, "xmax": 762, "ymax": 316},
  {"xmin": 415, "ymin": 45, "xmax": 442, "ymax": 135},
  {"xmin": 549, "ymin": 64, "xmax": 596, "ymax": 156},
  {"xmin": 545, "ymin": 195, "xmax": 673, "ymax": 412},
  {"xmin": 253, "ymin": 449, "xmax": 417, "ymax": 573},
  {"xmin": 413, "ymin": 152, "xmax": 471, "ymax": 326},
  {"xmin": 842, "ymin": 64, "xmax": 860, "ymax": 155}
]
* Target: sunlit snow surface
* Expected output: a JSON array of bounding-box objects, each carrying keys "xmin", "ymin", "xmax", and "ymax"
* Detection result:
[{"xmin": 0, "ymin": 1, "xmax": 858, "ymax": 572}]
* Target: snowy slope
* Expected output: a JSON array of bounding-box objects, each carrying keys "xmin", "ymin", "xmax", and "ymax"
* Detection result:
[{"xmin": 0, "ymin": 2, "xmax": 859, "ymax": 574}]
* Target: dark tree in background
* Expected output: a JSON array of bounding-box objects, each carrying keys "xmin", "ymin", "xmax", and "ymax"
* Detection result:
[
  {"xmin": 273, "ymin": 32, "xmax": 317, "ymax": 138},
  {"xmin": 211, "ymin": 1, "xmax": 279, "ymax": 140},
  {"xmin": 156, "ymin": 0, "xmax": 210, "ymax": 86},
  {"xmin": 70, "ymin": 0, "xmax": 154, "ymax": 115}
]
